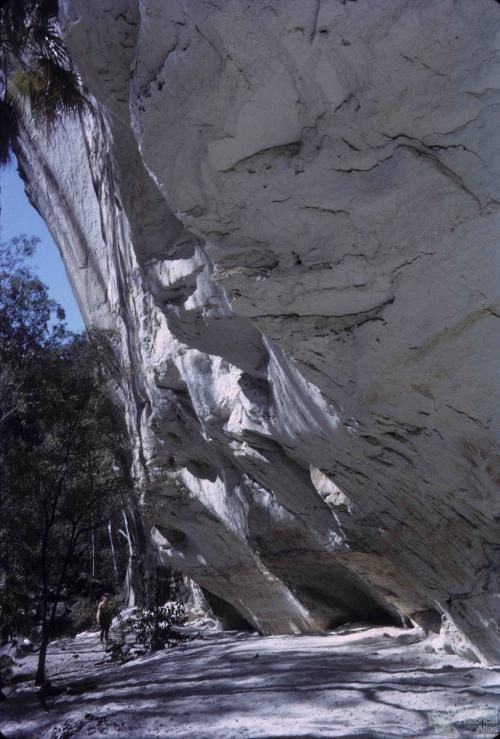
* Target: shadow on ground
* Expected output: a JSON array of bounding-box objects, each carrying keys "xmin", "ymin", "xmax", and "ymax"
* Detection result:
[{"xmin": 2, "ymin": 625, "xmax": 499, "ymax": 738}]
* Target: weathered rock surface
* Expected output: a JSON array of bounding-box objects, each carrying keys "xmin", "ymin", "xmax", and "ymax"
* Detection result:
[{"xmin": 14, "ymin": 0, "xmax": 500, "ymax": 662}]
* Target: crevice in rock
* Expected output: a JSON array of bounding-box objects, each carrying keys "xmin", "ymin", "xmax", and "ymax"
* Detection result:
[
  {"xmin": 201, "ymin": 589, "xmax": 255, "ymax": 631},
  {"xmin": 221, "ymin": 142, "xmax": 302, "ymax": 172}
]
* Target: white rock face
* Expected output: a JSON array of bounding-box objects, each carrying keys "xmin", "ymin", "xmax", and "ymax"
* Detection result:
[{"xmin": 15, "ymin": 0, "xmax": 500, "ymax": 662}]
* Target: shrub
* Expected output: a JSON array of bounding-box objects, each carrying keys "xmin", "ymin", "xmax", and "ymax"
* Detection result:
[
  {"xmin": 0, "ymin": 654, "xmax": 14, "ymax": 696},
  {"xmin": 115, "ymin": 571, "xmax": 188, "ymax": 653},
  {"xmin": 69, "ymin": 597, "xmax": 97, "ymax": 634},
  {"xmin": 133, "ymin": 601, "xmax": 187, "ymax": 651}
]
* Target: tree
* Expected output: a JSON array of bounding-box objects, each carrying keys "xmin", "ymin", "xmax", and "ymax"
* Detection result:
[
  {"xmin": 117, "ymin": 571, "xmax": 188, "ymax": 655},
  {"xmin": 0, "ymin": 237, "xmax": 131, "ymax": 687},
  {"xmin": 0, "ymin": 0, "xmax": 85, "ymax": 166}
]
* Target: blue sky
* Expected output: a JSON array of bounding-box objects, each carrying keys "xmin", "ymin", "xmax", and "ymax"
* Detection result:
[{"xmin": 0, "ymin": 161, "xmax": 84, "ymax": 332}]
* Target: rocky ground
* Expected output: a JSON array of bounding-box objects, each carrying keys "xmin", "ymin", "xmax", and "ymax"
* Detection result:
[{"xmin": 2, "ymin": 623, "xmax": 499, "ymax": 738}]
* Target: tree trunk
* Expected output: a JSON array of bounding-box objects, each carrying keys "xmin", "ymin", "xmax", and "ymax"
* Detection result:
[
  {"xmin": 91, "ymin": 515, "xmax": 95, "ymax": 578},
  {"xmin": 122, "ymin": 506, "xmax": 154, "ymax": 607},
  {"xmin": 35, "ymin": 527, "xmax": 77, "ymax": 689},
  {"xmin": 37, "ymin": 525, "xmax": 50, "ymax": 688},
  {"xmin": 108, "ymin": 520, "xmax": 118, "ymax": 581},
  {"xmin": 35, "ymin": 631, "xmax": 48, "ymax": 686},
  {"xmin": 122, "ymin": 510, "xmax": 139, "ymax": 606}
]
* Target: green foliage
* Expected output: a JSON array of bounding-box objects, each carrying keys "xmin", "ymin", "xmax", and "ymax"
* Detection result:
[
  {"xmin": 0, "ymin": 96, "xmax": 18, "ymax": 166},
  {"xmin": 119, "ymin": 572, "xmax": 188, "ymax": 652},
  {"xmin": 0, "ymin": 0, "xmax": 86, "ymax": 166},
  {"xmin": 12, "ymin": 61, "xmax": 83, "ymax": 127},
  {"xmin": 67, "ymin": 597, "xmax": 98, "ymax": 635},
  {"xmin": 0, "ymin": 655, "xmax": 14, "ymax": 689},
  {"xmin": 0, "ymin": 236, "xmax": 132, "ymax": 683},
  {"xmin": 0, "ymin": 572, "xmax": 33, "ymax": 642},
  {"xmin": 0, "ymin": 234, "xmax": 65, "ymax": 355},
  {"xmin": 132, "ymin": 602, "xmax": 187, "ymax": 652}
]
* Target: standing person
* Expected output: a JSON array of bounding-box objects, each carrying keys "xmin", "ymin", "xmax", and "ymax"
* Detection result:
[{"xmin": 97, "ymin": 593, "xmax": 112, "ymax": 644}]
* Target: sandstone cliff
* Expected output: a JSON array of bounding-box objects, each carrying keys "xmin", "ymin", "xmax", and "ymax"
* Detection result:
[{"xmin": 14, "ymin": 0, "xmax": 500, "ymax": 663}]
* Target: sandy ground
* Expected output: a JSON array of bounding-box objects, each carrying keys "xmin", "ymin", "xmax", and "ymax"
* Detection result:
[{"xmin": 1, "ymin": 623, "xmax": 499, "ymax": 738}]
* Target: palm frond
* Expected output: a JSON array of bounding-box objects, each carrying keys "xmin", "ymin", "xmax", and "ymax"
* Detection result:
[
  {"xmin": 28, "ymin": 13, "xmax": 70, "ymax": 67},
  {"xmin": 12, "ymin": 59, "xmax": 84, "ymax": 131},
  {"xmin": 0, "ymin": 95, "xmax": 17, "ymax": 165},
  {"xmin": 0, "ymin": 0, "xmax": 86, "ymax": 157},
  {"xmin": 0, "ymin": 1, "xmax": 32, "ymax": 56}
]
